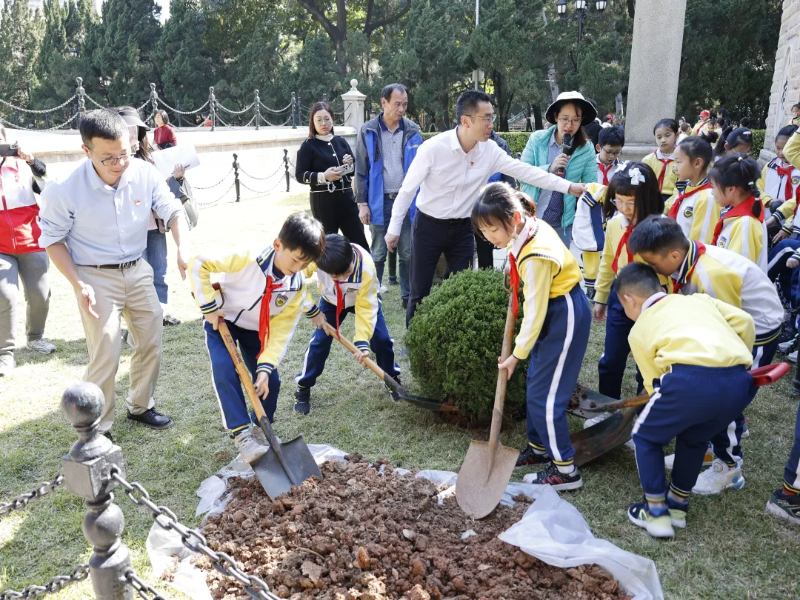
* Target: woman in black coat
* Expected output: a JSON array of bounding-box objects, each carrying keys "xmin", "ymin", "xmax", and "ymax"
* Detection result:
[{"xmin": 294, "ymin": 102, "xmax": 369, "ymax": 249}]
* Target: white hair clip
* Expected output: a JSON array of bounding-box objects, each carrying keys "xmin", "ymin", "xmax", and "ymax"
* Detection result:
[
  {"xmin": 737, "ymin": 155, "xmax": 744, "ymax": 161},
  {"xmin": 629, "ymin": 167, "xmax": 645, "ymax": 186}
]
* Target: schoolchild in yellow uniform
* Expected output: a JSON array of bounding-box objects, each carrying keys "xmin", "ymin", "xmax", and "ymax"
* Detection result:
[
  {"xmin": 629, "ymin": 215, "xmax": 783, "ymax": 495},
  {"xmin": 642, "ymin": 119, "xmax": 679, "ymax": 203},
  {"xmin": 294, "ymin": 234, "xmax": 400, "ymax": 414},
  {"xmin": 712, "ymin": 127, "xmax": 754, "ymax": 163},
  {"xmin": 189, "ymin": 212, "xmax": 326, "ymax": 464},
  {"xmin": 665, "ymin": 136, "xmax": 720, "ymax": 244},
  {"xmin": 614, "ymin": 263, "xmax": 756, "ymax": 539},
  {"xmin": 573, "ymin": 126, "xmax": 625, "ymax": 299},
  {"xmin": 760, "ymin": 126, "xmax": 800, "ymax": 220},
  {"xmin": 473, "ymin": 182, "xmax": 591, "ymax": 490},
  {"xmin": 710, "ymin": 154, "xmax": 768, "ymax": 272},
  {"xmin": 593, "ymin": 162, "xmax": 666, "ymax": 400}
]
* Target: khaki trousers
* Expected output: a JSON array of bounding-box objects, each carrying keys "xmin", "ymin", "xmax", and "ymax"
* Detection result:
[{"xmin": 76, "ymin": 260, "xmax": 162, "ymax": 431}]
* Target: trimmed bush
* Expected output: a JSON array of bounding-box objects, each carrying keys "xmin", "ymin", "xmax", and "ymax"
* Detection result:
[
  {"xmin": 405, "ymin": 269, "xmax": 528, "ymax": 421},
  {"xmin": 751, "ymin": 129, "xmax": 765, "ymax": 158},
  {"xmin": 421, "ymin": 131, "xmax": 532, "ymax": 156}
]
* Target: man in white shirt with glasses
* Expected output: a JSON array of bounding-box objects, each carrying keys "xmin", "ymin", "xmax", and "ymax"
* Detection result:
[
  {"xmin": 385, "ymin": 90, "xmax": 586, "ymax": 325},
  {"xmin": 38, "ymin": 109, "xmax": 189, "ymax": 438}
]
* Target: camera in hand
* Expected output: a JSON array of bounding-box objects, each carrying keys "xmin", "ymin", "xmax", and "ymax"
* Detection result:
[{"xmin": 0, "ymin": 143, "xmax": 19, "ymax": 157}]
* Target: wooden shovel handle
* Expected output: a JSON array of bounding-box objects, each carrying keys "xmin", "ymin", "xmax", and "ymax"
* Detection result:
[
  {"xmin": 217, "ymin": 320, "xmax": 268, "ymax": 422},
  {"xmin": 323, "ymin": 322, "xmax": 386, "ymax": 381},
  {"xmin": 489, "ymin": 295, "xmax": 517, "ymax": 447}
]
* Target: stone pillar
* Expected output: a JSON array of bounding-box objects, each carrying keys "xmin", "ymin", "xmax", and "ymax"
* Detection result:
[
  {"xmin": 762, "ymin": 0, "xmax": 800, "ymax": 160},
  {"xmin": 620, "ymin": 0, "xmax": 688, "ymax": 161},
  {"xmin": 341, "ymin": 79, "xmax": 366, "ymax": 132}
]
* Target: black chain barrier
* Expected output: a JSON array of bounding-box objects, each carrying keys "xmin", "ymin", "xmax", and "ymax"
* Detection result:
[
  {"xmin": 0, "ymin": 565, "xmax": 90, "ymax": 600},
  {"xmin": 0, "ymin": 472, "xmax": 64, "ymax": 518}
]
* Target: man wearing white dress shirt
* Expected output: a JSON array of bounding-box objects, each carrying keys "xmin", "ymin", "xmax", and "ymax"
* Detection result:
[
  {"xmin": 38, "ymin": 110, "xmax": 189, "ymax": 437},
  {"xmin": 385, "ymin": 90, "xmax": 587, "ymax": 325}
]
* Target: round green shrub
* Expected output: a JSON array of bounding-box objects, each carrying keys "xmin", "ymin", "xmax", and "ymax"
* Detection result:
[{"xmin": 405, "ymin": 268, "xmax": 529, "ymax": 421}]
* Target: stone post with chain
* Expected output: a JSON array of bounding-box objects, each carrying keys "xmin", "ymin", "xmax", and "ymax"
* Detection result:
[
  {"xmin": 254, "ymin": 90, "xmax": 261, "ymax": 130},
  {"xmin": 61, "ymin": 382, "xmax": 133, "ymax": 600},
  {"xmin": 149, "ymin": 83, "xmax": 159, "ymax": 125},
  {"xmin": 75, "ymin": 77, "xmax": 86, "ymax": 127},
  {"xmin": 291, "ymin": 92, "xmax": 297, "ymax": 129},
  {"xmin": 209, "ymin": 86, "xmax": 217, "ymax": 132}
]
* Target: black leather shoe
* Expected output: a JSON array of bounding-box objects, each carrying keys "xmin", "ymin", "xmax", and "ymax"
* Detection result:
[{"xmin": 127, "ymin": 408, "xmax": 174, "ymax": 430}]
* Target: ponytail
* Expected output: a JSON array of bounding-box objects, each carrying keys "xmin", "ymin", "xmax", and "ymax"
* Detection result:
[
  {"xmin": 472, "ymin": 182, "xmax": 535, "ymax": 237},
  {"xmin": 709, "ymin": 153, "xmax": 762, "ymax": 208}
]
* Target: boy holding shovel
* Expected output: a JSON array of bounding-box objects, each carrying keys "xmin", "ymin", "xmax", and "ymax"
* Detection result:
[{"xmin": 188, "ymin": 212, "xmax": 326, "ymax": 463}]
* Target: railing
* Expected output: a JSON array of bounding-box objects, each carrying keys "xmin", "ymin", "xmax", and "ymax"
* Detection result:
[
  {"xmin": 0, "ymin": 382, "xmax": 282, "ymax": 600},
  {"xmin": 0, "ymin": 78, "xmax": 346, "ymax": 131}
]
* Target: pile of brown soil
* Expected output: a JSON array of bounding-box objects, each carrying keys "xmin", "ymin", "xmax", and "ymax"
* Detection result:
[
  {"xmin": 569, "ymin": 384, "xmax": 590, "ymax": 409},
  {"xmin": 196, "ymin": 454, "xmax": 630, "ymax": 600}
]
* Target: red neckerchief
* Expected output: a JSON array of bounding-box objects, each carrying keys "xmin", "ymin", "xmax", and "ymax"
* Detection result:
[
  {"xmin": 667, "ymin": 182, "xmax": 712, "ymax": 220},
  {"xmin": 776, "ymin": 164, "xmax": 795, "ymax": 201},
  {"xmin": 711, "ymin": 196, "xmax": 764, "ymax": 245},
  {"xmin": 656, "ymin": 150, "xmax": 674, "ymax": 192},
  {"xmin": 611, "ymin": 225, "xmax": 634, "ymax": 274},
  {"xmin": 509, "ymin": 253, "xmax": 520, "ymax": 320},
  {"xmin": 258, "ymin": 275, "xmax": 276, "ymax": 357},
  {"xmin": 672, "ymin": 240, "xmax": 706, "ymax": 293},
  {"xmin": 334, "ymin": 280, "xmax": 344, "ymax": 339},
  {"xmin": 598, "ymin": 162, "xmax": 614, "ymax": 185}
]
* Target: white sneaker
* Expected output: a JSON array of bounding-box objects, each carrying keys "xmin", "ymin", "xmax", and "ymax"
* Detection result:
[
  {"xmin": 379, "ymin": 284, "xmax": 389, "ymax": 294},
  {"xmin": 27, "ymin": 338, "xmax": 56, "ymax": 354},
  {"xmin": 583, "ymin": 411, "xmax": 613, "ymax": 429},
  {"xmin": 790, "ymin": 350, "xmax": 798, "ymax": 363},
  {"xmin": 234, "ymin": 429, "xmax": 269, "ymax": 464},
  {"xmin": 0, "ymin": 354, "xmax": 14, "ymax": 377},
  {"xmin": 664, "ymin": 447, "xmax": 714, "ymax": 470},
  {"xmin": 692, "ymin": 458, "xmax": 745, "ymax": 495}
]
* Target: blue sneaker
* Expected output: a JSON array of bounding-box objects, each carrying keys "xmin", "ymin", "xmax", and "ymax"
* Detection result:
[{"xmin": 628, "ymin": 501, "xmax": 675, "ymax": 538}]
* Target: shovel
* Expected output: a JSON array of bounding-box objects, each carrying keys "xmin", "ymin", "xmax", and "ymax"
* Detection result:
[
  {"xmin": 323, "ymin": 322, "xmax": 460, "ymax": 414},
  {"xmin": 217, "ymin": 320, "xmax": 322, "ymax": 500},
  {"xmin": 570, "ymin": 362, "xmax": 792, "ymax": 466},
  {"xmin": 455, "ymin": 295, "xmax": 519, "ymax": 519}
]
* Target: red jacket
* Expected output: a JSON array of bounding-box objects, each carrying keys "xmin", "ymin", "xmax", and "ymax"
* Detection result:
[
  {"xmin": 154, "ymin": 125, "xmax": 177, "ymax": 148},
  {"xmin": 0, "ymin": 157, "xmax": 46, "ymax": 254}
]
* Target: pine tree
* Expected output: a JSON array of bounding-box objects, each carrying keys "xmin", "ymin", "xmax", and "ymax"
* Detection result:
[{"xmin": 0, "ymin": 0, "xmax": 45, "ymax": 112}]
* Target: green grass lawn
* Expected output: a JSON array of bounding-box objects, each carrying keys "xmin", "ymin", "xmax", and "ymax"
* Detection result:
[{"xmin": 1, "ymin": 191, "xmax": 799, "ymax": 600}]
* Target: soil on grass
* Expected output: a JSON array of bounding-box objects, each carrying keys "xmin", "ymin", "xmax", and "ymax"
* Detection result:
[{"xmin": 196, "ymin": 454, "xmax": 631, "ymax": 600}]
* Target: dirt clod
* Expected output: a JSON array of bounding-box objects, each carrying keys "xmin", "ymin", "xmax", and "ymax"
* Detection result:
[{"xmin": 198, "ymin": 455, "xmax": 631, "ymax": 600}]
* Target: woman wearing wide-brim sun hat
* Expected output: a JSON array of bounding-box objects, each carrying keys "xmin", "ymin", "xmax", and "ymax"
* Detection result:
[{"xmin": 519, "ymin": 91, "xmax": 598, "ymax": 247}]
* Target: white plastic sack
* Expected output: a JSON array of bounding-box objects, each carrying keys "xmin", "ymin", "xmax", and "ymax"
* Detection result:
[
  {"xmin": 146, "ymin": 444, "xmax": 662, "ymax": 600},
  {"xmin": 499, "ymin": 486, "xmax": 664, "ymax": 600}
]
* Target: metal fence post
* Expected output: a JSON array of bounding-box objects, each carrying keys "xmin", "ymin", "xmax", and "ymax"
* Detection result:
[
  {"xmin": 75, "ymin": 77, "xmax": 86, "ymax": 128},
  {"xmin": 209, "ymin": 87, "xmax": 216, "ymax": 132},
  {"xmin": 291, "ymin": 92, "xmax": 297, "ymax": 129},
  {"xmin": 322, "ymin": 92, "xmax": 327, "ymax": 103},
  {"xmin": 177, "ymin": 101, "xmax": 183, "ymax": 128},
  {"xmin": 61, "ymin": 382, "xmax": 133, "ymax": 600},
  {"xmin": 233, "ymin": 153, "xmax": 240, "ymax": 202},
  {"xmin": 254, "ymin": 89, "xmax": 261, "ymax": 131},
  {"xmin": 14, "ymin": 108, "xmax": 19, "ymax": 127},
  {"xmin": 297, "ymin": 94, "xmax": 302, "ymax": 127},
  {"xmin": 284, "ymin": 148, "xmax": 290, "ymax": 192},
  {"xmin": 149, "ymin": 83, "xmax": 159, "ymax": 123}
]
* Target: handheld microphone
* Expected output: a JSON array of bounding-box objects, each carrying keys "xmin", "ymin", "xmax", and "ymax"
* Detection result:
[{"xmin": 556, "ymin": 133, "xmax": 575, "ymax": 178}]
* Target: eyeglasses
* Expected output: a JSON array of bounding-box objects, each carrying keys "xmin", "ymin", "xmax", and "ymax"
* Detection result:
[
  {"xmin": 557, "ymin": 117, "xmax": 582, "ymax": 126},
  {"xmin": 613, "ymin": 198, "xmax": 636, "ymax": 209},
  {"xmin": 601, "ymin": 147, "xmax": 622, "ymax": 158},
  {"xmin": 468, "ymin": 114, "xmax": 496, "ymax": 124},
  {"xmin": 99, "ymin": 154, "xmax": 132, "ymax": 167},
  {"xmin": 314, "ymin": 117, "xmax": 332, "ymax": 124}
]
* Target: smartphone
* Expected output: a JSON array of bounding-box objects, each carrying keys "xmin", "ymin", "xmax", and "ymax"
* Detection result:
[
  {"xmin": 0, "ymin": 144, "xmax": 18, "ymax": 157},
  {"xmin": 339, "ymin": 162, "xmax": 354, "ymax": 176}
]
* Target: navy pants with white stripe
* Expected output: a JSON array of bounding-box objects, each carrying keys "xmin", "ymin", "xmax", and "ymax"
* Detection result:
[
  {"xmin": 525, "ymin": 285, "xmax": 591, "ymax": 464},
  {"xmin": 784, "ymin": 402, "xmax": 800, "ymax": 492},
  {"xmin": 598, "ymin": 288, "xmax": 644, "ymax": 400},
  {"xmin": 768, "ymin": 239, "xmax": 800, "ymax": 308},
  {"xmin": 633, "ymin": 365, "xmax": 754, "ymax": 502},
  {"xmin": 204, "ymin": 320, "xmax": 281, "ymax": 430},
  {"xmin": 295, "ymin": 298, "xmax": 399, "ymax": 389},
  {"xmin": 710, "ymin": 338, "xmax": 779, "ymax": 464}
]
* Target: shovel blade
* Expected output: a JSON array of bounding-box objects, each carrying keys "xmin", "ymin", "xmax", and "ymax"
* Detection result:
[
  {"xmin": 571, "ymin": 408, "xmax": 638, "ymax": 467},
  {"xmin": 455, "ymin": 440, "xmax": 519, "ymax": 519},
  {"xmin": 250, "ymin": 434, "xmax": 322, "ymax": 500}
]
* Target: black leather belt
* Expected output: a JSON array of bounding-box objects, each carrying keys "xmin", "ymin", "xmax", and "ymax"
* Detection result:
[
  {"xmin": 384, "ymin": 192, "xmax": 398, "ymax": 200},
  {"xmin": 418, "ymin": 210, "xmax": 470, "ymax": 228},
  {"xmin": 81, "ymin": 258, "xmax": 141, "ymax": 270}
]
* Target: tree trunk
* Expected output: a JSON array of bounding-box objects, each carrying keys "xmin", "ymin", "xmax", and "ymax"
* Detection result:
[
  {"xmin": 532, "ymin": 104, "xmax": 543, "ymax": 130},
  {"xmin": 494, "ymin": 70, "xmax": 510, "ymax": 131}
]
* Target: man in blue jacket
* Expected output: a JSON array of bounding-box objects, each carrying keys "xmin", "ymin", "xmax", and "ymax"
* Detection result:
[{"xmin": 355, "ymin": 83, "xmax": 422, "ymax": 309}]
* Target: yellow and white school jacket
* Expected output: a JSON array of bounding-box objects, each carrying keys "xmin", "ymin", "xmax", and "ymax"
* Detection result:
[
  {"xmin": 715, "ymin": 210, "xmax": 768, "ymax": 273},
  {"xmin": 784, "ymin": 128, "xmax": 800, "ymax": 170},
  {"xmin": 665, "ymin": 178, "xmax": 721, "ymax": 244},
  {"xmin": 629, "ymin": 292, "xmax": 754, "ymax": 396},
  {"xmin": 304, "ymin": 244, "xmax": 379, "ymax": 352},
  {"xmin": 757, "ymin": 158, "xmax": 800, "ymax": 209},
  {"xmin": 596, "ymin": 155, "xmax": 620, "ymax": 186},
  {"xmin": 189, "ymin": 247, "xmax": 312, "ymax": 374},
  {"xmin": 572, "ymin": 182, "xmax": 609, "ymax": 252},
  {"xmin": 672, "ymin": 241, "xmax": 783, "ymax": 343},
  {"xmin": 642, "ymin": 149, "xmax": 677, "ymax": 197},
  {"xmin": 772, "ymin": 194, "xmax": 800, "ymax": 236},
  {"xmin": 510, "ymin": 217, "xmax": 583, "ymax": 361},
  {"xmin": 594, "ymin": 214, "xmax": 670, "ymax": 305}
]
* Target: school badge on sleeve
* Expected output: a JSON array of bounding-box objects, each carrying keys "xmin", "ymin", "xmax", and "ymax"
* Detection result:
[
  {"xmin": 275, "ymin": 293, "xmax": 288, "ymax": 307},
  {"xmin": 684, "ymin": 206, "xmax": 694, "ymax": 218}
]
